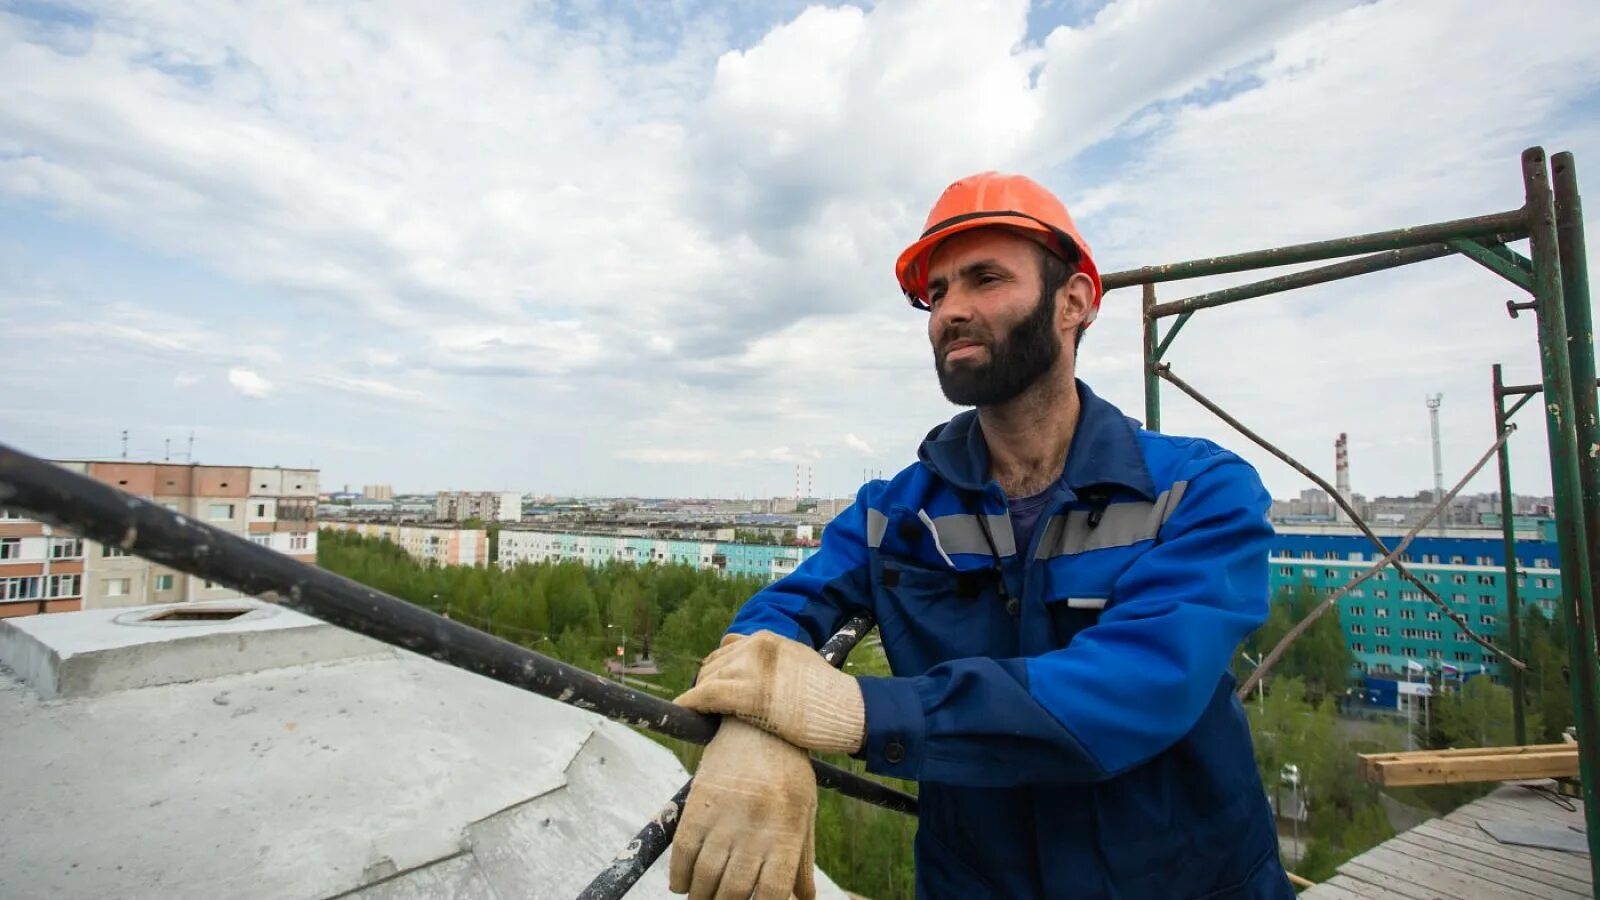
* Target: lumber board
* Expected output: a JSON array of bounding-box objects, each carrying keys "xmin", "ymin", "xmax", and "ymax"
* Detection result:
[
  {"xmin": 1354, "ymin": 845, "xmax": 1531, "ymax": 900},
  {"xmin": 1361, "ymin": 749, "xmax": 1577, "ymax": 786},
  {"xmin": 1362, "ymin": 743, "xmax": 1571, "ymax": 762},
  {"xmin": 1413, "ymin": 821, "xmax": 1592, "ymax": 881}
]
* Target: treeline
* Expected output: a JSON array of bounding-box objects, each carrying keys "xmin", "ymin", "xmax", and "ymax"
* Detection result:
[{"xmin": 317, "ymin": 530, "xmax": 917, "ymax": 898}]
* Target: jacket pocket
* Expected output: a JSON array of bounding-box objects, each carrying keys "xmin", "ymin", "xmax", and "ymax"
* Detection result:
[
  {"xmin": 872, "ymin": 554, "xmax": 1002, "ymax": 669},
  {"xmin": 1043, "ymin": 591, "xmax": 1108, "ymax": 648},
  {"xmin": 915, "ymin": 826, "xmax": 1000, "ymax": 899}
]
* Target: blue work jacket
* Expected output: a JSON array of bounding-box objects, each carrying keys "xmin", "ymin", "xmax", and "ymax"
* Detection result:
[{"xmin": 728, "ymin": 381, "xmax": 1294, "ymax": 899}]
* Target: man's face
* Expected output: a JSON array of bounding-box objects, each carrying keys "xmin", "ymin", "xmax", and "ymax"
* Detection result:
[{"xmin": 925, "ymin": 228, "xmax": 1063, "ymax": 407}]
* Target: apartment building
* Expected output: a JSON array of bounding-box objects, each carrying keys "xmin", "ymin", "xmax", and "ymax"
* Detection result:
[
  {"xmin": 497, "ymin": 528, "xmax": 818, "ymax": 581},
  {"xmin": 322, "ymin": 522, "xmax": 488, "ymax": 568},
  {"xmin": 434, "ymin": 491, "xmax": 522, "ymax": 523},
  {"xmin": 0, "ymin": 461, "xmax": 319, "ymax": 618}
]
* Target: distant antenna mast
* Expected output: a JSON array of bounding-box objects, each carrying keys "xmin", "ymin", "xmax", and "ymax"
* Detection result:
[
  {"xmin": 164, "ymin": 438, "xmax": 171, "ymax": 462},
  {"xmin": 121, "ymin": 430, "xmax": 129, "ymax": 460},
  {"xmin": 1427, "ymin": 394, "xmax": 1444, "ymax": 536},
  {"xmin": 186, "ymin": 431, "xmax": 195, "ymax": 463}
]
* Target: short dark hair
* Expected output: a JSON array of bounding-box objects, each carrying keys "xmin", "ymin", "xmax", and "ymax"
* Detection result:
[{"xmin": 1036, "ymin": 244, "xmax": 1086, "ymax": 350}]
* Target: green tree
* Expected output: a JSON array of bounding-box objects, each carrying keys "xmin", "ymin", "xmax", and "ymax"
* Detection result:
[{"xmin": 1239, "ymin": 582, "xmax": 1354, "ymax": 700}]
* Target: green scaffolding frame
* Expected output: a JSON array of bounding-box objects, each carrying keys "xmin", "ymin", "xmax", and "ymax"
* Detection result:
[{"xmin": 1103, "ymin": 147, "xmax": 1600, "ymax": 881}]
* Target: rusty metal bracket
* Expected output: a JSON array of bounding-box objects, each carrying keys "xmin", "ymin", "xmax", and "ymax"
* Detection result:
[{"xmin": 1451, "ymin": 238, "xmax": 1535, "ymax": 292}]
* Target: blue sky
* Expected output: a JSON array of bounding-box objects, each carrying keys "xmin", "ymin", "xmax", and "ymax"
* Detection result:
[{"xmin": 3, "ymin": 0, "xmax": 1598, "ymax": 499}]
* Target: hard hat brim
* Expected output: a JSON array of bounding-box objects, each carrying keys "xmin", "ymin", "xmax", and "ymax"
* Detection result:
[{"xmin": 896, "ymin": 214, "xmax": 1101, "ymax": 310}]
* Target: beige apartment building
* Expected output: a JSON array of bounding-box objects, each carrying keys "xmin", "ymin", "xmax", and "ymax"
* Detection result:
[
  {"xmin": 0, "ymin": 461, "xmax": 319, "ymax": 619},
  {"xmin": 323, "ymin": 521, "xmax": 488, "ymax": 568},
  {"xmin": 434, "ymin": 491, "xmax": 522, "ymax": 523}
]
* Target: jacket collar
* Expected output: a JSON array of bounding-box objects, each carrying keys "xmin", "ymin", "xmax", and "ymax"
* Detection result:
[{"xmin": 917, "ymin": 379, "xmax": 1156, "ymax": 501}]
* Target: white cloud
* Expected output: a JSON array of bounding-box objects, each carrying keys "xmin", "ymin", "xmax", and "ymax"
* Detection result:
[
  {"xmin": 844, "ymin": 433, "xmax": 876, "ymax": 456},
  {"xmin": 2, "ymin": 0, "xmax": 1597, "ymax": 497},
  {"xmin": 615, "ymin": 447, "xmax": 719, "ymax": 465},
  {"xmin": 227, "ymin": 368, "xmax": 274, "ymax": 399},
  {"xmin": 173, "ymin": 372, "xmax": 202, "ymax": 388}
]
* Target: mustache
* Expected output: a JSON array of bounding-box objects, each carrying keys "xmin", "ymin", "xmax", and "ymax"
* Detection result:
[{"xmin": 936, "ymin": 325, "xmax": 993, "ymax": 354}]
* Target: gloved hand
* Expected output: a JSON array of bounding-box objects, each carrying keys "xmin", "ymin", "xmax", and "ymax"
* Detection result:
[
  {"xmin": 669, "ymin": 717, "xmax": 817, "ymax": 900},
  {"xmin": 676, "ymin": 630, "xmax": 866, "ymax": 755}
]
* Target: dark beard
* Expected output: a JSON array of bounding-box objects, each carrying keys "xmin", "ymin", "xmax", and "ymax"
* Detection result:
[{"xmin": 934, "ymin": 287, "xmax": 1061, "ymax": 407}]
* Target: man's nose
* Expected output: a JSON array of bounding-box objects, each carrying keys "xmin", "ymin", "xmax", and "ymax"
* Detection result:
[{"xmin": 931, "ymin": 286, "xmax": 975, "ymax": 334}]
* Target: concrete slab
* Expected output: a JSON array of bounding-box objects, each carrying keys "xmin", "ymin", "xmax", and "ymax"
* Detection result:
[
  {"xmin": 0, "ymin": 607, "xmax": 854, "ymax": 898},
  {"xmin": 0, "ymin": 599, "xmax": 386, "ymax": 698}
]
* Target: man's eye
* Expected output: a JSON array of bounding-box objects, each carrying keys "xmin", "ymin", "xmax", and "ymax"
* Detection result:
[{"xmin": 978, "ymin": 273, "xmax": 1001, "ymax": 285}]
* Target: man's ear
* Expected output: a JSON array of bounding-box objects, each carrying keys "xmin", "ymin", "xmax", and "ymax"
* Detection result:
[{"xmin": 1059, "ymin": 271, "xmax": 1097, "ymax": 330}]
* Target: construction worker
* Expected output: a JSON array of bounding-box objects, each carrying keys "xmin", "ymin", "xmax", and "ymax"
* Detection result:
[{"xmin": 670, "ymin": 173, "xmax": 1294, "ymax": 899}]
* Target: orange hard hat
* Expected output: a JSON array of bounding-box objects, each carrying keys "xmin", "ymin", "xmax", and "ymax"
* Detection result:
[{"xmin": 895, "ymin": 172, "xmax": 1102, "ymax": 316}]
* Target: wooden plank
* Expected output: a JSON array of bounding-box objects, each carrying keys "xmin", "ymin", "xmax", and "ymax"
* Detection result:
[
  {"xmin": 1337, "ymin": 859, "xmax": 1463, "ymax": 900},
  {"xmin": 1422, "ymin": 820, "xmax": 1592, "ymax": 881},
  {"xmin": 1413, "ymin": 820, "xmax": 1592, "ymax": 882},
  {"xmin": 1322, "ymin": 873, "xmax": 1405, "ymax": 899},
  {"xmin": 1363, "ymin": 744, "xmax": 1572, "ymax": 763},
  {"xmin": 1464, "ymin": 792, "xmax": 1586, "ymax": 827},
  {"xmin": 1388, "ymin": 829, "xmax": 1590, "ymax": 899},
  {"xmin": 1299, "ymin": 878, "xmax": 1383, "ymax": 900},
  {"xmin": 1364, "ymin": 750, "xmax": 1579, "ymax": 786},
  {"xmin": 1353, "ymin": 845, "xmax": 1532, "ymax": 900}
]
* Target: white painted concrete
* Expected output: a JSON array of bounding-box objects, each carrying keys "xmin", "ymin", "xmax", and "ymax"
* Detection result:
[{"xmin": 0, "ymin": 606, "xmax": 850, "ymax": 899}]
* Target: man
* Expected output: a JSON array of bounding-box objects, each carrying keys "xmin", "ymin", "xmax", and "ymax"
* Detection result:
[{"xmin": 670, "ymin": 173, "xmax": 1293, "ymax": 899}]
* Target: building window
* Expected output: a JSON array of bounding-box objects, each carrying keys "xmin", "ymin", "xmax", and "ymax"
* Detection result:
[
  {"xmin": 250, "ymin": 534, "xmax": 270, "ymax": 546},
  {"xmin": 0, "ymin": 508, "xmax": 22, "ymax": 520},
  {"xmin": 106, "ymin": 578, "xmax": 131, "ymax": 597},
  {"xmin": 289, "ymin": 533, "xmax": 309, "ymax": 551},
  {"xmin": 156, "ymin": 574, "xmax": 174, "ymax": 591},
  {"xmin": 1324, "ymin": 568, "xmax": 1338, "ymax": 579},
  {"xmin": 1, "ymin": 576, "xmax": 42, "ymax": 600},
  {"xmin": 102, "ymin": 544, "xmax": 129, "ymax": 558},
  {"xmin": 1451, "ymin": 593, "xmax": 1467, "ymax": 603},
  {"xmin": 1427, "ymin": 611, "xmax": 1440, "ymax": 621},
  {"xmin": 1376, "ymin": 645, "xmax": 1391, "ymax": 656},
  {"xmin": 255, "ymin": 504, "xmax": 268, "ymax": 517},
  {"xmin": 0, "ymin": 538, "xmax": 19, "ymax": 560},
  {"xmin": 1302, "ymin": 568, "xmax": 1316, "ymax": 578},
  {"xmin": 1351, "ymin": 624, "xmax": 1365, "ymax": 635},
  {"xmin": 1279, "ymin": 566, "xmax": 1293, "ymax": 576},
  {"xmin": 1347, "ymin": 605, "xmax": 1365, "ymax": 616},
  {"xmin": 208, "ymin": 503, "xmax": 235, "ymax": 521},
  {"xmin": 1452, "ymin": 575, "xmax": 1466, "ymax": 585},
  {"xmin": 1535, "ymin": 558, "xmax": 1552, "ymax": 568},
  {"xmin": 1375, "ymin": 608, "xmax": 1390, "ymax": 618},
  {"xmin": 1425, "ymin": 574, "xmax": 1440, "ymax": 584},
  {"xmin": 1481, "ymin": 615, "xmax": 1496, "ymax": 626},
  {"xmin": 50, "ymin": 538, "xmax": 83, "ymax": 559},
  {"xmin": 1478, "ymin": 574, "xmax": 1496, "ymax": 585},
  {"xmin": 1376, "ymin": 626, "xmax": 1390, "ymax": 637},
  {"xmin": 1374, "ymin": 590, "xmax": 1388, "ymax": 599},
  {"xmin": 1348, "ymin": 552, "xmax": 1365, "ymax": 562},
  {"xmin": 47, "ymin": 574, "xmax": 80, "ymax": 597},
  {"xmin": 1537, "ymin": 577, "xmax": 1555, "ymax": 589},
  {"xmin": 1352, "ymin": 642, "xmax": 1366, "ymax": 653},
  {"xmin": 1455, "ymin": 651, "xmax": 1472, "ymax": 662},
  {"xmin": 1480, "ymin": 595, "xmax": 1496, "ymax": 605},
  {"xmin": 1400, "ymin": 610, "xmax": 1415, "ymax": 620},
  {"xmin": 1476, "ymin": 555, "xmax": 1493, "ymax": 566},
  {"xmin": 1428, "ymin": 650, "xmax": 1443, "ymax": 660},
  {"xmin": 1451, "ymin": 555, "xmax": 1464, "ymax": 564}
]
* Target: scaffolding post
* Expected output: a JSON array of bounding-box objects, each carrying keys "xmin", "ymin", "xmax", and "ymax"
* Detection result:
[
  {"xmin": 1142, "ymin": 282, "xmax": 1160, "ymax": 430},
  {"xmin": 1522, "ymin": 146, "xmax": 1600, "ymax": 874},
  {"xmin": 1553, "ymin": 151, "xmax": 1600, "ymax": 685},
  {"xmin": 1492, "ymin": 364, "xmax": 1527, "ymax": 746}
]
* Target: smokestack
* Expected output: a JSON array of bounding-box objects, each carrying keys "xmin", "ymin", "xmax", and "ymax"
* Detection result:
[{"xmin": 1335, "ymin": 433, "xmax": 1351, "ymax": 522}]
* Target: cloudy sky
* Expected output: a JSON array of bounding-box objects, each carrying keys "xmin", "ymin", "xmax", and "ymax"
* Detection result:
[{"xmin": 3, "ymin": 0, "xmax": 1598, "ymax": 501}]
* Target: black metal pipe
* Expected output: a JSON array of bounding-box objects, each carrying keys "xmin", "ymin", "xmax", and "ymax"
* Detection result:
[
  {"xmin": 1102, "ymin": 207, "xmax": 1526, "ymax": 290},
  {"xmin": 0, "ymin": 442, "xmax": 915, "ymax": 815},
  {"xmin": 1144, "ymin": 242, "xmax": 1462, "ymax": 319},
  {"xmin": 577, "ymin": 616, "xmax": 896, "ymax": 900},
  {"xmin": 1499, "ymin": 379, "xmax": 1599, "ymax": 398}
]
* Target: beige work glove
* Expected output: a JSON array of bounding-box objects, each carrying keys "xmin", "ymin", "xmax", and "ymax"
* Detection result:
[
  {"xmin": 669, "ymin": 717, "xmax": 817, "ymax": 900},
  {"xmin": 676, "ymin": 630, "xmax": 866, "ymax": 755}
]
